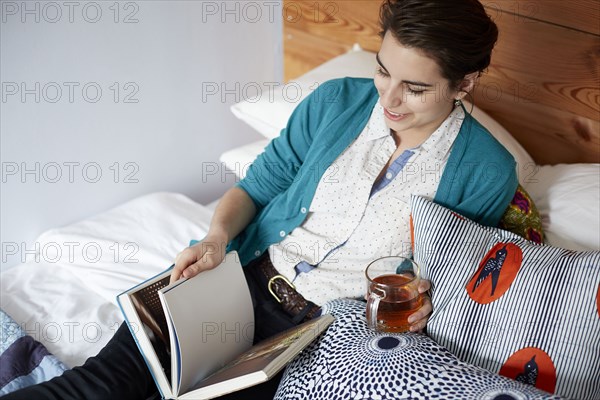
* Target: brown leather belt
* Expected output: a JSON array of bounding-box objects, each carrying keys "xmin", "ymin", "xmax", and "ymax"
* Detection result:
[{"xmin": 255, "ymin": 254, "xmax": 321, "ymax": 323}]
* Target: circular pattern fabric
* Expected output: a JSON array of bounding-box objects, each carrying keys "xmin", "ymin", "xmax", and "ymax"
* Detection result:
[{"xmin": 274, "ymin": 299, "xmax": 562, "ymax": 399}]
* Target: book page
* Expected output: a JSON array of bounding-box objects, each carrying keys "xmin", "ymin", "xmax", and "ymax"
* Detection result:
[
  {"xmin": 159, "ymin": 252, "xmax": 254, "ymax": 396},
  {"xmin": 130, "ymin": 275, "xmax": 172, "ymax": 380},
  {"xmin": 117, "ymin": 268, "xmax": 175, "ymax": 399},
  {"xmin": 131, "ymin": 276, "xmax": 171, "ymax": 345}
]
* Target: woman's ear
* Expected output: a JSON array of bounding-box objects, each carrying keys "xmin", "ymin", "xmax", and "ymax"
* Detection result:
[{"xmin": 456, "ymin": 72, "xmax": 480, "ymax": 99}]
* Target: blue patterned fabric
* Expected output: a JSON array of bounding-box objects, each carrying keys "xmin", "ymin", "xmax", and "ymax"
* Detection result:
[
  {"xmin": 0, "ymin": 309, "xmax": 68, "ymax": 395},
  {"xmin": 275, "ymin": 299, "xmax": 562, "ymax": 399}
]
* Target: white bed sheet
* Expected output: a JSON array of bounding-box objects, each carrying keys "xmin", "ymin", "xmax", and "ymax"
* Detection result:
[{"xmin": 0, "ymin": 192, "xmax": 214, "ymax": 368}]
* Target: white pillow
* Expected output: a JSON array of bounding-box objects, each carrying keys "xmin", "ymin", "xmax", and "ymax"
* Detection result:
[
  {"xmin": 229, "ymin": 47, "xmax": 535, "ymax": 183},
  {"xmin": 525, "ymin": 164, "xmax": 600, "ymax": 251},
  {"xmin": 230, "ymin": 47, "xmax": 376, "ymax": 140},
  {"xmin": 219, "ymin": 139, "xmax": 270, "ymax": 181},
  {"xmin": 32, "ymin": 192, "xmax": 213, "ymax": 305}
]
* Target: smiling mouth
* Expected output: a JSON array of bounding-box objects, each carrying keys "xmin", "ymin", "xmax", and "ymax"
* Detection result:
[{"xmin": 384, "ymin": 108, "xmax": 408, "ymax": 121}]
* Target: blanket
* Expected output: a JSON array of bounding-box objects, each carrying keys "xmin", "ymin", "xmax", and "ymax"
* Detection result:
[{"xmin": 0, "ymin": 309, "xmax": 68, "ymax": 396}]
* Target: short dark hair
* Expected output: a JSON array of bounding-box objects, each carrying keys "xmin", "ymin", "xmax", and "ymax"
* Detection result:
[{"xmin": 379, "ymin": 0, "xmax": 498, "ymax": 90}]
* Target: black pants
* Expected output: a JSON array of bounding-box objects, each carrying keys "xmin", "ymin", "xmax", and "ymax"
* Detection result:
[{"xmin": 4, "ymin": 255, "xmax": 298, "ymax": 400}]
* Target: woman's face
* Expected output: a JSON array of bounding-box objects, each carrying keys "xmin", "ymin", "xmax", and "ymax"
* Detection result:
[{"xmin": 374, "ymin": 31, "xmax": 462, "ymax": 143}]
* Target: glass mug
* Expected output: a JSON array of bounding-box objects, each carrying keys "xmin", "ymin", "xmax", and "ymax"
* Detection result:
[{"xmin": 365, "ymin": 256, "xmax": 422, "ymax": 333}]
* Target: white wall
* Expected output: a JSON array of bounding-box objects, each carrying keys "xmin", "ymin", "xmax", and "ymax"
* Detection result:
[{"xmin": 0, "ymin": 0, "xmax": 283, "ymax": 269}]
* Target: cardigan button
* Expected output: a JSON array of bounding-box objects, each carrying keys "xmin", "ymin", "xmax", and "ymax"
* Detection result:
[
  {"xmin": 279, "ymin": 230, "xmax": 286, "ymax": 237},
  {"xmin": 254, "ymin": 250, "xmax": 261, "ymax": 257},
  {"xmin": 300, "ymin": 207, "xmax": 307, "ymax": 214}
]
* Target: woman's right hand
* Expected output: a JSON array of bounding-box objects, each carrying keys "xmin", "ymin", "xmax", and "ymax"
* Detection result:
[
  {"xmin": 170, "ymin": 232, "xmax": 227, "ymax": 283},
  {"xmin": 169, "ymin": 186, "xmax": 258, "ymax": 284}
]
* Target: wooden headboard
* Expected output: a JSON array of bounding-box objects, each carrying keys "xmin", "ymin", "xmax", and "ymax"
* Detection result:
[{"xmin": 283, "ymin": 0, "xmax": 600, "ymax": 165}]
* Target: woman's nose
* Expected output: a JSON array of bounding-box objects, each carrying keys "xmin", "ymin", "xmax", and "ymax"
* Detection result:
[{"xmin": 381, "ymin": 84, "xmax": 403, "ymax": 109}]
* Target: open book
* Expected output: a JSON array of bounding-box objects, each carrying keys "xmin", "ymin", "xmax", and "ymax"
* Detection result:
[{"xmin": 116, "ymin": 251, "xmax": 334, "ymax": 399}]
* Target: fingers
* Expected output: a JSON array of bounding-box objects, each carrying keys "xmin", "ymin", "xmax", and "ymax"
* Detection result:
[
  {"xmin": 169, "ymin": 241, "xmax": 225, "ymax": 284},
  {"xmin": 418, "ymin": 279, "xmax": 431, "ymax": 293},
  {"xmin": 409, "ymin": 316, "xmax": 428, "ymax": 332},
  {"xmin": 408, "ymin": 279, "xmax": 433, "ymax": 332},
  {"xmin": 170, "ymin": 248, "xmax": 197, "ymax": 283},
  {"xmin": 408, "ymin": 294, "xmax": 432, "ymax": 332},
  {"xmin": 181, "ymin": 255, "xmax": 219, "ymax": 278}
]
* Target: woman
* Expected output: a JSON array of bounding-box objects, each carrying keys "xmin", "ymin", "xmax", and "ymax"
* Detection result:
[{"xmin": 5, "ymin": 0, "xmax": 516, "ymax": 399}]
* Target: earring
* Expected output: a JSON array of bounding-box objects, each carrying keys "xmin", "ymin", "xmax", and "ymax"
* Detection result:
[{"xmin": 454, "ymin": 99, "xmax": 462, "ymax": 107}]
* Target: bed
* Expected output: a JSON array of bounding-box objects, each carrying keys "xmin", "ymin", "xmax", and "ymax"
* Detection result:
[{"xmin": 1, "ymin": 1, "xmax": 599, "ymax": 398}]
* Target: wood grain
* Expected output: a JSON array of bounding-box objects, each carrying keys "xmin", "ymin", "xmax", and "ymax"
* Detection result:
[
  {"xmin": 481, "ymin": 0, "xmax": 600, "ymax": 36},
  {"xmin": 472, "ymin": 85, "xmax": 600, "ymax": 163},
  {"xmin": 284, "ymin": 26, "xmax": 351, "ymax": 82},
  {"xmin": 283, "ymin": 0, "xmax": 381, "ymax": 81},
  {"xmin": 284, "ymin": 1, "xmax": 381, "ymax": 49},
  {"xmin": 283, "ymin": 0, "xmax": 600, "ymax": 164},
  {"xmin": 474, "ymin": 4, "xmax": 600, "ymax": 163}
]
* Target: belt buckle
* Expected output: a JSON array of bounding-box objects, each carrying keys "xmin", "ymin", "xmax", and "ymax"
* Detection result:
[{"xmin": 268, "ymin": 274, "xmax": 295, "ymax": 303}]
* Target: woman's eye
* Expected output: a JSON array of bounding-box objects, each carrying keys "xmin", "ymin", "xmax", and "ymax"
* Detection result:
[
  {"xmin": 408, "ymin": 87, "xmax": 426, "ymax": 95},
  {"xmin": 375, "ymin": 67, "xmax": 389, "ymax": 77}
]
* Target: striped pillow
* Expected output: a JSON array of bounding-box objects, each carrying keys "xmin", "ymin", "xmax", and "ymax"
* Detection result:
[{"xmin": 411, "ymin": 196, "xmax": 600, "ymax": 400}]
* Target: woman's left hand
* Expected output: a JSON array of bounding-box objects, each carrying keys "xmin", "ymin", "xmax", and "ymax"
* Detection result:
[{"xmin": 407, "ymin": 279, "xmax": 432, "ymax": 332}]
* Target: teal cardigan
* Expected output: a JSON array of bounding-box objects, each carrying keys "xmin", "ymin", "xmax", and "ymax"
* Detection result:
[{"xmin": 229, "ymin": 78, "xmax": 518, "ymax": 266}]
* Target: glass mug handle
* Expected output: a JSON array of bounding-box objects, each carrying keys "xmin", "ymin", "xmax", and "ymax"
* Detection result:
[{"xmin": 366, "ymin": 288, "xmax": 385, "ymax": 330}]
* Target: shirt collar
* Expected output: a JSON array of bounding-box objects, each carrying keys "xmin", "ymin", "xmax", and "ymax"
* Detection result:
[
  {"xmin": 364, "ymin": 102, "xmax": 392, "ymax": 141},
  {"xmin": 415, "ymin": 105, "xmax": 464, "ymax": 154}
]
